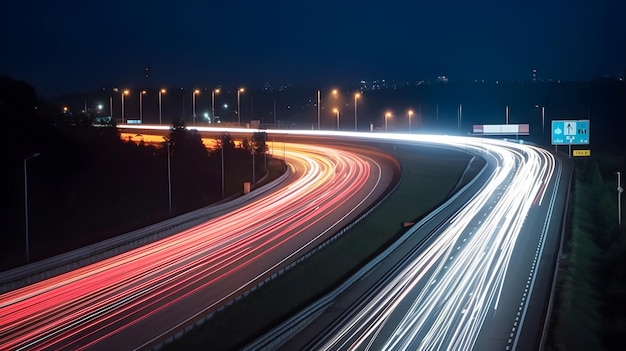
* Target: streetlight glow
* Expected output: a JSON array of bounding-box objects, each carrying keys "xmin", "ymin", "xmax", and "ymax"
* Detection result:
[
  {"xmin": 139, "ymin": 90, "xmax": 146, "ymax": 123},
  {"xmin": 408, "ymin": 109, "xmax": 414, "ymax": 132},
  {"xmin": 385, "ymin": 111, "xmax": 391, "ymax": 131},
  {"xmin": 333, "ymin": 108, "xmax": 340, "ymax": 130},
  {"xmin": 121, "ymin": 90, "xmax": 129, "ymax": 124},
  {"xmin": 317, "ymin": 90, "xmax": 321, "ymax": 130},
  {"xmin": 354, "ymin": 93, "xmax": 361, "ymax": 131},
  {"xmin": 192, "ymin": 89, "xmax": 200, "ymax": 126},
  {"xmin": 212, "ymin": 88, "xmax": 220, "ymax": 124},
  {"xmin": 237, "ymin": 88, "xmax": 245, "ymax": 127},
  {"xmin": 159, "ymin": 89, "xmax": 166, "ymax": 124}
]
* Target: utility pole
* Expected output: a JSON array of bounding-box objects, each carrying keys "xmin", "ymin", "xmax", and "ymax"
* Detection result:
[
  {"xmin": 24, "ymin": 152, "xmax": 40, "ymax": 264},
  {"xmin": 618, "ymin": 171, "xmax": 623, "ymax": 227},
  {"xmin": 317, "ymin": 90, "xmax": 321, "ymax": 130},
  {"xmin": 221, "ymin": 139, "xmax": 225, "ymax": 199},
  {"xmin": 166, "ymin": 142, "xmax": 172, "ymax": 215}
]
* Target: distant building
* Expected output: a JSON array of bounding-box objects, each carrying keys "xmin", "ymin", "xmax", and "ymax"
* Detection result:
[
  {"xmin": 437, "ymin": 75, "xmax": 448, "ymax": 84},
  {"xmin": 532, "ymin": 68, "xmax": 537, "ymax": 83}
]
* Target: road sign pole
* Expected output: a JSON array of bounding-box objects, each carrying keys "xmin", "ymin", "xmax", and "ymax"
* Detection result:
[{"xmin": 568, "ymin": 144, "xmax": 571, "ymax": 158}]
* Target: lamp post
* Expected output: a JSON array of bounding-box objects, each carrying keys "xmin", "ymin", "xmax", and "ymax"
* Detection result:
[
  {"xmin": 505, "ymin": 105, "xmax": 509, "ymax": 124},
  {"xmin": 221, "ymin": 140, "xmax": 225, "ymax": 198},
  {"xmin": 354, "ymin": 93, "xmax": 360, "ymax": 131},
  {"xmin": 159, "ymin": 89, "xmax": 166, "ymax": 124},
  {"xmin": 251, "ymin": 148, "xmax": 256, "ymax": 185},
  {"xmin": 237, "ymin": 88, "xmax": 245, "ymax": 127},
  {"xmin": 139, "ymin": 90, "xmax": 146, "ymax": 123},
  {"xmin": 192, "ymin": 89, "xmax": 200, "ymax": 126},
  {"xmin": 458, "ymin": 104, "xmax": 462, "ymax": 134},
  {"xmin": 385, "ymin": 112, "xmax": 391, "ymax": 131},
  {"xmin": 618, "ymin": 171, "xmax": 623, "ymax": 227},
  {"xmin": 408, "ymin": 109, "xmax": 414, "ymax": 132},
  {"xmin": 317, "ymin": 89, "xmax": 321, "ymax": 130},
  {"xmin": 121, "ymin": 89, "xmax": 129, "ymax": 124},
  {"xmin": 333, "ymin": 108, "xmax": 340, "ymax": 130},
  {"xmin": 541, "ymin": 106, "xmax": 545, "ymax": 139},
  {"xmin": 109, "ymin": 95, "xmax": 113, "ymax": 122},
  {"xmin": 24, "ymin": 152, "xmax": 40, "ymax": 264},
  {"xmin": 166, "ymin": 142, "xmax": 172, "ymax": 215},
  {"xmin": 212, "ymin": 88, "xmax": 220, "ymax": 124}
]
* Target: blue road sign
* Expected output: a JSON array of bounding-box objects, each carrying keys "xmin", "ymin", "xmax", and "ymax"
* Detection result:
[{"xmin": 551, "ymin": 120, "xmax": 589, "ymax": 145}]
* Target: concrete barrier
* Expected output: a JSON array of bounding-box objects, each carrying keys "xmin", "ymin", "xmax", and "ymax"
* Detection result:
[{"xmin": 0, "ymin": 169, "xmax": 290, "ymax": 294}]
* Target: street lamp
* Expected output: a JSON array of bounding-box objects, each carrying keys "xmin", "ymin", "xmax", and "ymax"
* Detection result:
[
  {"xmin": 385, "ymin": 112, "xmax": 391, "ymax": 131},
  {"xmin": 541, "ymin": 106, "xmax": 545, "ymax": 139},
  {"xmin": 354, "ymin": 93, "xmax": 360, "ymax": 131},
  {"xmin": 121, "ymin": 90, "xmax": 129, "ymax": 124},
  {"xmin": 618, "ymin": 171, "xmax": 623, "ymax": 227},
  {"xmin": 408, "ymin": 109, "xmax": 414, "ymax": 132},
  {"xmin": 505, "ymin": 105, "xmax": 509, "ymax": 124},
  {"xmin": 159, "ymin": 89, "xmax": 166, "ymax": 124},
  {"xmin": 458, "ymin": 104, "xmax": 462, "ymax": 134},
  {"xmin": 139, "ymin": 90, "xmax": 146, "ymax": 123},
  {"xmin": 212, "ymin": 88, "xmax": 220, "ymax": 124},
  {"xmin": 251, "ymin": 147, "xmax": 256, "ymax": 185},
  {"xmin": 166, "ymin": 142, "xmax": 172, "ymax": 215},
  {"xmin": 333, "ymin": 108, "xmax": 340, "ymax": 130},
  {"xmin": 317, "ymin": 89, "xmax": 321, "ymax": 130},
  {"xmin": 221, "ymin": 139, "xmax": 225, "ymax": 198},
  {"xmin": 192, "ymin": 89, "xmax": 200, "ymax": 126},
  {"xmin": 237, "ymin": 88, "xmax": 245, "ymax": 127},
  {"xmin": 24, "ymin": 152, "xmax": 40, "ymax": 264}
]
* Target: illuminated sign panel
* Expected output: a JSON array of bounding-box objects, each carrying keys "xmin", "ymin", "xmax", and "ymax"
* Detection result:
[
  {"xmin": 551, "ymin": 120, "xmax": 589, "ymax": 145},
  {"xmin": 573, "ymin": 149, "xmax": 591, "ymax": 157},
  {"xmin": 472, "ymin": 124, "xmax": 529, "ymax": 135}
]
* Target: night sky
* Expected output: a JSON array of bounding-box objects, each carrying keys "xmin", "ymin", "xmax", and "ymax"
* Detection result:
[{"xmin": 2, "ymin": 0, "xmax": 625, "ymax": 97}]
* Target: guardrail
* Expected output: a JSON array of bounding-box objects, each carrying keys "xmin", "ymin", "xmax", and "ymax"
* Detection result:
[
  {"xmin": 0, "ymin": 169, "xmax": 290, "ymax": 294},
  {"xmin": 538, "ymin": 154, "xmax": 573, "ymax": 350}
]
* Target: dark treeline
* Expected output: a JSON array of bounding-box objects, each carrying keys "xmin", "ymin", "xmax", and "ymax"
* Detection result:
[{"xmin": 1, "ymin": 76, "xmax": 275, "ymax": 271}]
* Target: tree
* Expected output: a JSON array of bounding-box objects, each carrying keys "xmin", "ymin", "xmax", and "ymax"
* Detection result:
[{"xmin": 252, "ymin": 131, "xmax": 268, "ymax": 155}]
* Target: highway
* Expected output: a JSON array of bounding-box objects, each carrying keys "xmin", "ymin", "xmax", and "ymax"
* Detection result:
[
  {"xmin": 0, "ymin": 139, "xmax": 397, "ymax": 350},
  {"xmin": 274, "ymin": 135, "xmax": 567, "ymax": 351}
]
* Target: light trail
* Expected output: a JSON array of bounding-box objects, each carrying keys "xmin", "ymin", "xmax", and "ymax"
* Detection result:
[
  {"xmin": 292, "ymin": 134, "xmax": 557, "ymax": 351},
  {"xmin": 1, "ymin": 125, "xmax": 558, "ymax": 350},
  {"xmin": 0, "ymin": 140, "xmax": 389, "ymax": 350}
]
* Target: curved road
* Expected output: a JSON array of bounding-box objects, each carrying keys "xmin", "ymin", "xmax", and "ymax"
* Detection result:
[
  {"xmin": 276, "ymin": 135, "xmax": 566, "ymax": 351},
  {"xmin": 0, "ymin": 142, "xmax": 397, "ymax": 350}
]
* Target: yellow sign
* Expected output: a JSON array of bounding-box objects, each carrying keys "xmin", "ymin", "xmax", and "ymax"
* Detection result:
[{"xmin": 573, "ymin": 149, "xmax": 591, "ymax": 157}]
